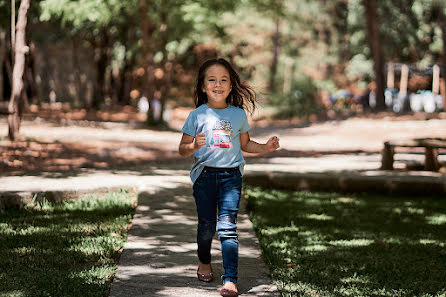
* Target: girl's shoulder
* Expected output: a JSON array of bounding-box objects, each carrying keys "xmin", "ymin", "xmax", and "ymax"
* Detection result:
[
  {"xmin": 228, "ymin": 105, "xmax": 248, "ymax": 116},
  {"xmin": 188, "ymin": 104, "xmax": 207, "ymax": 116}
]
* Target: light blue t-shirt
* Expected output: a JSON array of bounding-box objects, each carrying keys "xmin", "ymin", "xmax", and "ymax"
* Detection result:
[{"xmin": 182, "ymin": 104, "xmax": 250, "ymax": 183}]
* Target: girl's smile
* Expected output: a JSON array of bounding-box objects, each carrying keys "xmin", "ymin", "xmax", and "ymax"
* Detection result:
[{"xmin": 202, "ymin": 65, "xmax": 232, "ymax": 108}]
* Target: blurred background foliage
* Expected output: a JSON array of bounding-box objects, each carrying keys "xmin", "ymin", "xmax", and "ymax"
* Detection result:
[{"xmin": 1, "ymin": 0, "xmax": 446, "ymax": 125}]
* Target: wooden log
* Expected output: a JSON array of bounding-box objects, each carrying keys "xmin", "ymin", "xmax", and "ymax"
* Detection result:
[
  {"xmin": 381, "ymin": 142, "xmax": 394, "ymax": 170},
  {"xmin": 425, "ymin": 147, "xmax": 440, "ymax": 171}
]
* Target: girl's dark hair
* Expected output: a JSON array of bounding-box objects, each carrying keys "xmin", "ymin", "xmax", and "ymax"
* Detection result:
[{"xmin": 193, "ymin": 58, "xmax": 257, "ymax": 115}]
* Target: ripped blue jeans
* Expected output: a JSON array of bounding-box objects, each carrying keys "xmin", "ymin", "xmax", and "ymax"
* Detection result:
[{"xmin": 193, "ymin": 166, "xmax": 242, "ymax": 284}]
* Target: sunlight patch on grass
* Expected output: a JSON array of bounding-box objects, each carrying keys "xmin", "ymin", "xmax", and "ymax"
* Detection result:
[
  {"xmin": 304, "ymin": 213, "xmax": 333, "ymax": 221},
  {"xmin": 329, "ymin": 239, "xmax": 374, "ymax": 247},
  {"xmin": 406, "ymin": 207, "xmax": 425, "ymax": 215},
  {"xmin": 426, "ymin": 214, "xmax": 446, "ymax": 225},
  {"xmin": 260, "ymin": 225, "xmax": 300, "ymax": 236},
  {"xmin": 301, "ymin": 198, "xmax": 326, "ymax": 206},
  {"xmin": 332, "ymin": 196, "xmax": 364, "ymax": 206},
  {"xmin": 11, "ymin": 225, "xmax": 52, "ymax": 235},
  {"xmin": 12, "ymin": 247, "xmax": 38, "ymax": 256},
  {"xmin": 73, "ymin": 265, "xmax": 117, "ymax": 284},
  {"xmin": 270, "ymin": 240, "xmax": 293, "ymax": 250},
  {"xmin": 298, "ymin": 230, "xmax": 317, "ymax": 237},
  {"xmin": 300, "ymin": 244, "xmax": 328, "ymax": 252},
  {"xmin": 279, "ymin": 281, "xmax": 324, "ymax": 297},
  {"xmin": 382, "ymin": 237, "xmax": 403, "ymax": 244},
  {"xmin": 393, "ymin": 207, "xmax": 425, "ymax": 215},
  {"xmin": 340, "ymin": 273, "xmax": 371, "ymax": 285},
  {"xmin": 419, "ymin": 239, "xmax": 445, "ymax": 247},
  {"xmin": 67, "ymin": 236, "xmax": 123, "ymax": 256},
  {"xmin": 0, "ymin": 290, "xmax": 26, "ymax": 297}
]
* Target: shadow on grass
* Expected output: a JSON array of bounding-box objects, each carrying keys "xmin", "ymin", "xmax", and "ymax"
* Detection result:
[
  {"xmin": 0, "ymin": 190, "xmax": 135, "ymax": 297},
  {"xmin": 246, "ymin": 187, "xmax": 446, "ymax": 297}
]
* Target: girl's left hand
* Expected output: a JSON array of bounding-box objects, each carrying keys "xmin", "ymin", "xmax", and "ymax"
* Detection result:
[{"xmin": 266, "ymin": 136, "xmax": 280, "ymax": 152}]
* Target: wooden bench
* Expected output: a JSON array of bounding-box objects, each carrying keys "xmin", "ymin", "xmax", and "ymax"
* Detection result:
[{"xmin": 381, "ymin": 138, "xmax": 446, "ymax": 171}]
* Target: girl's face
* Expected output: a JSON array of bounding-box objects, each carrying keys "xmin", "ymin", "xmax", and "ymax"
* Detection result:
[{"xmin": 202, "ymin": 64, "xmax": 232, "ymax": 108}]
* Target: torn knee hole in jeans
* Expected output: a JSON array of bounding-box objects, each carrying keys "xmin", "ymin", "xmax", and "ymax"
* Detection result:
[{"xmin": 218, "ymin": 214, "xmax": 237, "ymax": 224}]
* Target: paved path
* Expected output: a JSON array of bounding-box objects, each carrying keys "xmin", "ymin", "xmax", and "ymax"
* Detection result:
[{"xmin": 108, "ymin": 176, "xmax": 276, "ymax": 297}]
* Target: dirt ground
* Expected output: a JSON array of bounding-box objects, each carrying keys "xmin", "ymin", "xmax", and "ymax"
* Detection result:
[{"xmin": 1, "ymin": 107, "xmax": 446, "ymax": 175}]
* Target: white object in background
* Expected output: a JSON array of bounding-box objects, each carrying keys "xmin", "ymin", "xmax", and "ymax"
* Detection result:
[
  {"xmin": 138, "ymin": 96, "xmax": 149, "ymax": 113},
  {"xmin": 369, "ymin": 91, "xmax": 376, "ymax": 108},
  {"xmin": 422, "ymin": 92, "xmax": 436, "ymax": 113},
  {"xmin": 409, "ymin": 93, "xmax": 423, "ymax": 112},
  {"xmin": 385, "ymin": 89, "xmax": 393, "ymax": 107},
  {"xmin": 393, "ymin": 92, "xmax": 406, "ymax": 113},
  {"xmin": 435, "ymin": 94, "xmax": 443, "ymax": 110},
  {"xmin": 163, "ymin": 104, "xmax": 171, "ymax": 123},
  {"xmin": 151, "ymin": 98, "xmax": 161, "ymax": 121}
]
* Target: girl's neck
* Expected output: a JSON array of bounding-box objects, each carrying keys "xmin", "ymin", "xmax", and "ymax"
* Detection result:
[{"xmin": 206, "ymin": 102, "xmax": 228, "ymax": 109}]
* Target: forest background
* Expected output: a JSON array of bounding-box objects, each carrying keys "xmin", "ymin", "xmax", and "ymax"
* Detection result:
[{"xmin": 1, "ymin": 0, "xmax": 446, "ymax": 141}]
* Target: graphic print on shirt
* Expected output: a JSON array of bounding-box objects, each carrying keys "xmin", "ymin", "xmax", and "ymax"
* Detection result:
[{"xmin": 209, "ymin": 120, "xmax": 233, "ymax": 149}]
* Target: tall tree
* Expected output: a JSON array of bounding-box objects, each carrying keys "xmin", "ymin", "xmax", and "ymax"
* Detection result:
[
  {"xmin": 139, "ymin": 0, "xmax": 157, "ymax": 125},
  {"xmin": 8, "ymin": 0, "xmax": 30, "ymax": 140},
  {"xmin": 40, "ymin": 0, "xmax": 137, "ymax": 109},
  {"xmin": 250, "ymin": 0, "xmax": 286, "ymax": 92},
  {"xmin": 364, "ymin": 0, "xmax": 385, "ymax": 109},
  {"xmin": 269, "ymin": 18, "xmax": 281, "ymax": 92}
]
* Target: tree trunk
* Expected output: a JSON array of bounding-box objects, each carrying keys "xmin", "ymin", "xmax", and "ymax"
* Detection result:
[
  {"xmin": 25, "ymin": 42, "xmax": 39, "ymax": 105},
  {"xmin": 156, "ymin": 10, "xmax": 170, "ymax": 125},
  {"xmin": 139, "ymin": 0, "xmax": 157, "ymax": 125},
  {"xmin": 364, "ymin": 0, "xmax": 385, "ymax": 110},
  {"xmin": 92, "ymin": 32, "xmax": 109, "ymax": 109},
  {"xmin": 0, "ymin": 30, "xmax": 6, "ymax": 101},
  {"xmin": 72, "ymin": 36, "xmax": 84, "ymax": 108},
  {"xmin": 5, "ymin": 57, "xmax": 13, "ymax": 94},
  {"xmin": 120, "ymin": 52, "xmax": 135, "ymax": 106},
  {"xmin": 437, "ymin": 5, "xmax": 446, "ymax": 111},
  {"xmin": 4, "ymin": 32, "xmax": 13, "ymax": 92},
  {"xmin": 118, "ymin": 26, "xmax": 137, "ymax": 106},
  {"xmin": 117, "ymin": 54, "xmax": 129, "ymax": 105},
  {"xmin": 269, "ymin": 18, "xmax": 281, "ymax": 93},
  {"xmin": 8, "ymin": 0, "xmax": 30, "ymax": 141}
]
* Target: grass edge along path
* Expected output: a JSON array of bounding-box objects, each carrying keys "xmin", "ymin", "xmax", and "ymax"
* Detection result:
[
  {"xmin": 245, "ymin": 185, "xmax": 446, "ymax": 297},
  {"xmin": 0, "ymin": 188, "xmax": 136, "ymax": 297}
]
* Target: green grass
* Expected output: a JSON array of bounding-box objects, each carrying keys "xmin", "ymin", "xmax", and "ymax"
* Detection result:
[
  {"xmin": 245, "ymin": 186, "xmax": 446, "ymax": 297},
  {"xmin": 0, "ymin": 189, "xmax": 136, "ymax": 297}
]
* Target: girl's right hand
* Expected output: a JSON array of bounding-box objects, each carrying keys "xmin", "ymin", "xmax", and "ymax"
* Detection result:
[{"xmin": 194, "ymin": 132, "xmax": 206, "ymax": 150}]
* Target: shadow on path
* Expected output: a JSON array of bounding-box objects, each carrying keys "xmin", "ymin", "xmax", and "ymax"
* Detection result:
[{"xmin": 109, "ymin": 184, "xmax": 277, "ymax": 297}]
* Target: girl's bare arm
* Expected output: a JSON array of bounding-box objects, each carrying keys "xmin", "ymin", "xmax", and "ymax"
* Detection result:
[
  {"xmin": 240, "ymin": 132, "xmax": 280, "ymax": 154},
  {"xmin": 179, "ymin": 133, "xmax": 206, "ymax": 156}
]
